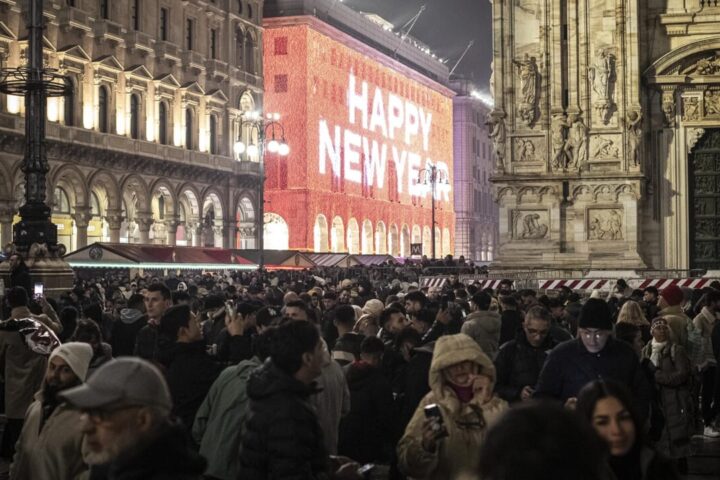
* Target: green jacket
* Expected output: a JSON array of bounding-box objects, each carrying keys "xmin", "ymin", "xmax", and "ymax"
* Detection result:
[{"xmin": 192, "ymin": 357, "xmax": 262, "ymax": 480}]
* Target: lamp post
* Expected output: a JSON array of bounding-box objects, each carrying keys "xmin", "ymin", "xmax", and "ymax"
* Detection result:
[
  {"xmin": 234, "ymin": 111, "xmax": 289, "ymax": 270},
  {"xmin": 0, "ymin": 0, "xmax": 74, "ymax": 295},
  {"xmin": 417, "ymin": 164, "xmax": 449, "ymax": 260}
]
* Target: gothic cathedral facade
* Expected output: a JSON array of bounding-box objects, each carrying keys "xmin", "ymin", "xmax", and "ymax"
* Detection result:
[{"xmin": 490, "ymin": 0, "xmax": 720, "ymax": 270}]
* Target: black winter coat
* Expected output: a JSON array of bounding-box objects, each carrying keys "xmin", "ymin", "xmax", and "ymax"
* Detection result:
[
  {"xmin": 494, "ymin": 331, "xmax": 557, "ymax": 402},
  {"xmin": 399, "ymin": 342, "xmax": 434, "ymax": 431},
  {"xmin": 238, "ymin": 360, "xmax": 329, "ymax": 480},
  {"xmin": 9, "ymin": 264, "xmax": 32, "ymax": 295},
  {"xmin": 499, "ymin": 309, "xmax": 524, "ymax": 346},
  {"xmin": 94, "ymin": 422, "xmax": 206, "ymax": 480},
  {"xmin": 338, "ymin": 361, "xmax": 394, "ymax": 463},
  {"xmin": 534, "ymin": 337, "xmax": 651, "ymax": 422},
  {"xmin": 164, "ymin": 341, "xmax": 222, "ymax": 430}
]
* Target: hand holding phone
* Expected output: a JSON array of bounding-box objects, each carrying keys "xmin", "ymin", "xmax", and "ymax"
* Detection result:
[
  {"xmin": 33, "ymin": 283, "xmax": 44, "ymax": 299},
  {"xmin": 422, "ymin": 403, "xmax": 448, "ymax": 452}
]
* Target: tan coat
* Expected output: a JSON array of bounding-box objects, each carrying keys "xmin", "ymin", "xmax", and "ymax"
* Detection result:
[
  {"xmin": 397, "ymin": 334, "xmax": 508, "ymax": 480},
  {"xmin": 0, "ymin": 306, "xmax": 57, "ymax": 419},
  {"xmin": 10, "ymin": 394, "xmax": 89, "ymax": 480}
]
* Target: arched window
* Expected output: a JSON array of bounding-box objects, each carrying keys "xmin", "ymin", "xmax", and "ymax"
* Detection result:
[
  {"xmin": 130, "ymin": 93, "xmax": 140, "ymax": 139},
  {"xmin": 53, "ymin": 187, "xmax": 71, "ymax": 214},
  {"xmin": 185, "ymin": 108, "xmax": 193, "ymax": 149},
  {"xmin": 237, "ymin": 0, "xmax": 243, "ymax": 14},
  {"xmin": 244, "ymin": 31, "xmax": 254, "ymax": 73},
  {"xmin": 235, "ymin": 29, "xmax": 244, "ymax": 68},
  {"xmin": 158, "ymin": 101, "xmax": 168, "ymax": 145},
  {"xmin": 158, "ymin": 196, "xmax": 165, "ymax": 220},
  {"xmin": 64, "ymin": 78, "xmax": 75, "ymax": 126},
  {"xmin": 209, "ymin": 114, "xmax": 218, "ymax": 154},
  {"xmin": 98, "ymin": 85, "xmax": 109, "ymax": 133}
]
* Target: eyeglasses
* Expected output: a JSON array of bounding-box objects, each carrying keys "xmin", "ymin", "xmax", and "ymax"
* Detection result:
[
  {"xmin": 82, "ymin": 405, "xmax": 142, "ymax": 424},
  {"xmin": 579, "ymin": 329, "xmax": 610, "ymax": 341},
  {"xmin": 525, "ymin": 327, "xmax": 549, "ymax": 337}
]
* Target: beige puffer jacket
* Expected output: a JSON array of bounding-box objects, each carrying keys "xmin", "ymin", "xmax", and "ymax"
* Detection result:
[{"xmin": 397, "ymin": 334, "xmax": 508, "ymax": 480}]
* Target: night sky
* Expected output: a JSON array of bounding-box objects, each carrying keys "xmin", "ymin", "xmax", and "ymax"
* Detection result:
[{"xmin": 341, "ymin": 0, "xmax": 493, "ymax": 90}]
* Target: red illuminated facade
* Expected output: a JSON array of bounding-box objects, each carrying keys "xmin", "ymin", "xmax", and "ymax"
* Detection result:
[{"xmin": 263, "ymin": 16, "xmax": 455, "ymax": 257}]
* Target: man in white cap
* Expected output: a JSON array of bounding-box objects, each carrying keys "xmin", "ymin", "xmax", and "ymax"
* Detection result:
[
  {"xmin": 10, "ymin": 342, "xmax": 93, "ymax": 480},
  {"xmin": 59, "ymin": 357, "xmax": 206, "ymax": 479}
]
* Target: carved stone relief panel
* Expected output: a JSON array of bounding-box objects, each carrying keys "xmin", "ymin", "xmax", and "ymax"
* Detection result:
[
  {"xmin": 682, "ymin": 94, "xmax": 702, "ymax": 122},
  {"xmin": 587, "ymin": 208, "xmax": 624, "ymax": 241},
  {"xmin": 589, "ymin": 135, "xmax": 622, "ymax": 162},
  {"xmin": 704, "ymin": 90, "xmax": 720, "ymax": 118},
  {"xmin": 512, "ymin": 209, "xmax": 549, "ymax": 240},
  {"xmin": 512, "ymin": 136, "xmax": 546, "ymax": 174}
]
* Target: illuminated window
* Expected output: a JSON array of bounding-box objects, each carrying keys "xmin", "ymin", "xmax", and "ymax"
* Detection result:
[
  {"xmin": 264, "ymin": 213, "xmax": 289, "ymax": 250},
  {"xmin": 274, "ymin": 74, "xmax": 288, "ymax": 93}
]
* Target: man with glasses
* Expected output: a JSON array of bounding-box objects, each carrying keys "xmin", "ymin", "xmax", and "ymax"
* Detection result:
[
  {"xmin": 59, "ymin": 357, "xmax": 206, "ymax": 479},
  {"xmin": 494, "ymin": 306, "xmax": 558, "ymax": 403},
  {"xmin": 534, "ymin": 298, "xmax": 650, "ymax": 420}
]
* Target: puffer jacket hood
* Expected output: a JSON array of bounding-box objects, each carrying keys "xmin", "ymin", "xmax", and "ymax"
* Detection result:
[
  {"xmin": 429, "ymin": 333, "xmax": 496, "ymax": 395},
  {"xmin": 119, "ymin": 308, "xmax": 144, "ymax": 324}
]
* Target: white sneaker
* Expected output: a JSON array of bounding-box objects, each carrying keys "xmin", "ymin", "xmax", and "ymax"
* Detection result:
[{"xmin": 703, "ymin": 426, "xmax": 720, "ymax": 438}]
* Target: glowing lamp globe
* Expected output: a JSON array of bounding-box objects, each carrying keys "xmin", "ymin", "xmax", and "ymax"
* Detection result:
[
  {"xmin": 267, "ymin": 139, "xmax": 280, "ymax": 153},
  {"xmin": 278, "ymin": 142, "xmax": 290, "ymax": 156},
  {"xmin": 247, "ymin": 143, "xmax": 259, "ymax": 157},
  {"xmin": 233, "ymin": 141, "xmax": 246, "ymax": 155}
]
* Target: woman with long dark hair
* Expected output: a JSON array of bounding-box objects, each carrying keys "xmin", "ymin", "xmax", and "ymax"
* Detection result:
[{"xmin": 577, "ymin": 379, "xmax": 679, "ymax": 480}]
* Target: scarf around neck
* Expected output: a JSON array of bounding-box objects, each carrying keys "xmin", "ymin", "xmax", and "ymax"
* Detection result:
[{"xmin": 650, "ymin": 339, "xmax": 667, "ymax": 367}]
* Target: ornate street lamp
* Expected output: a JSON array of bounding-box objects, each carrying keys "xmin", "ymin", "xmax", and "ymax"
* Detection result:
[
  {"xmin": 234, "ymin": 111, "xmax": 289, "ymax": 270},
  {"xmin": 417, "ymin": 164, "xmax": 449, "ymax": 260},
  {"xmin": 0, "ymin": 0, "xmax": 74, "ymax": 293}
]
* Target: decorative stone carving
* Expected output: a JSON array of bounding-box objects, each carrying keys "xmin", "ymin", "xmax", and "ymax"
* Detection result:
[
  {"xmin": 705, "ymin": 91, "xmax": 720, "ymax": 117},
  {"xmin": 591, "ymin": 137, "xmax": 620, "ymax": 160},
  {"xmin": 516, "ymin": 139, "xmax": 537, "ymax": 162},
  {"xmin": 486, "ymin": 113, "xmax": 506, "ymax": 173},
  {"xmin": 687, "ymin": 128, "xmax": 706, "ymax": 153},
  {"xmin": 513, "ymin": 54, "xmax": 539, "ymax": 125},
  {"xmin": 550, "ymin": 114, "xmax": 571, "ymax": 171},
  {"xmin": 566, "ymin": 114, "xmax": 588, "ymax": 170},
  {"xmin": 684, "ymin": 54, "xmax": 720, "ymax": 75},
  {"xmin": 513, "ymin": 210, "xmax": 549, "ymax": 239},
  {"xmin": 683, "ymin": 96, "xmax": 701, "ymax": 121},
  {"xmin": 588, "ymin": 49, "xmax": 616, "ymax": 124},
  {"xmin": 625, "ymin": 111, "xmax": 643, "ymax": 166},
  {"xmin": 588, "ymin": 209, "xmax": 624, "ymax": 241},
  {"xmin": 662, "ymin": 90, "xmax": 676, "ymax": 127}
]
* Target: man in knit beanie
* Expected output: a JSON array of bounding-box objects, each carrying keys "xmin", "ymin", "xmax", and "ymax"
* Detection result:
[
  {"xmin": 658, "ymin": 284, "xmax": 692, "ymax": 348},
  {"xmin": 534, "ymin": 299, "xmax": 651, "ymax": 421},
  {"xmin": 10, "ymin": 342, "xmax": 93, "ymax": 480}
]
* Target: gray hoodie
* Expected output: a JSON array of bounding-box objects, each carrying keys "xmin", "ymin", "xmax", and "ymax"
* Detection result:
[{"xmin": 460, "ymin": 310, "xmax": 502, "ymax": 359}]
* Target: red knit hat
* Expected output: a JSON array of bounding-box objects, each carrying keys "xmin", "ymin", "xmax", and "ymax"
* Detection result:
[{"xmin": 661, "ymin": 285, "xmax": 684, "ymax": 306}]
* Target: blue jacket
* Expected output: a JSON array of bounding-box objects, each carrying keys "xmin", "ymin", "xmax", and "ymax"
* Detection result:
[{"xmin": 534, "ymin": 337, "xmax": 651, "ymax": 421}]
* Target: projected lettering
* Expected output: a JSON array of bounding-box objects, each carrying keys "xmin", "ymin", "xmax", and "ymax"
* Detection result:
[{"xmin": 319, "ymin": 74, "xmax": 451, "ymax": 201}]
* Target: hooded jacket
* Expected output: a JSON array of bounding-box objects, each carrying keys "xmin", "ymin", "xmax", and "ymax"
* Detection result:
[
  {"xmin": 396, "ymin": 334, "xmax": 508, "ymax": 480},
  {"xmin": 460, "ymin": 310, "xmax": 502, "ymax": 359},
  {"xmin": 111, "ymin": 310, "xmax": 147, "ymax": 357},
  {"xmin": 192, "ymin": 357, "xmax": 262, "ymax": 480},
  {"xmin": 658, "ymin": 305, "xmax": 691, "ymax": 349},
  {"xmin": 238, "ymin": 360, "xmax": 329, "ymax": 480}
]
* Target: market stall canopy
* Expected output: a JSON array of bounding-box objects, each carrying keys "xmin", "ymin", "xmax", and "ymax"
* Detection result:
[
  {"xmin": 233, "ymin": 250, "xmax": 315, "ymax": 270},
  {"xmin": 307, "ymin": 253, "xmax": 350, "ymax": 267},
  {"xmin": 64, "ymin": 243, "xmax": 257, "ymax": 270},
  {"xmin": 345, "ymin": 254, "xmax": 397, "ymax": 267}
]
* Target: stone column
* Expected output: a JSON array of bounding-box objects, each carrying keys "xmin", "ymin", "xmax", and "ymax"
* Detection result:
[
  {"xmin": 186, "ymin": 219, "xmax": 202, "ymax": 247},
  {"xmin": 105, "ymin": 209, "xmax": 124, "ymax": 243},
  {"xmin": 165, "ymin": 216, "xmax": 180, "ymax": 246},
  {"xmin": 72, "ymin": 206, "xmax": 92, "ymax": 249},
  {"xmin": 213, "ymin": 222, "xmax": 226, "ymax": 249},
  {"xmin": 136, "ymin": 213, "xmax": 154, "ymax": 245},
  {"xmin": 226, "ymin": 221, "xmax": 238, "ymax": 249}
]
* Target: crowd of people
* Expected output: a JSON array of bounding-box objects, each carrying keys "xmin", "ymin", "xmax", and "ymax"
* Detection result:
[{"xmin": 0, "ymin": 251, "xmax": 719, "ymax": 479}]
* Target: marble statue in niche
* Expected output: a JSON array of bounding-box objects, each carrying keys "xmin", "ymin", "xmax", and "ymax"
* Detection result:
[
  {"xmin": 566, "ymin": 114, "xmax": 587, "ymax": 170},
  {"xmin": 589, "ymin": 49, "xmax": 616, "ymax": 124},
  {"xmin": 550, "ymin": 114, "xmax": 571, "ymax": 171},
  {"xmin": 588, "ymin": 209, "xmax": 623, "ymax": 241},
  {"xmin": 662, "ymin": 91, "xmax": 676, "ymax": 127},
  {"xmin": 513, "ymin": 54, "xmax": 539, "ymax": 125},
  {"xmin": 487, "ymin": 113, "xmax": 507, "ymax": 172},
  {"xmin": 625, "ymin": 111, "xmax": 643, "ymax": 166}
]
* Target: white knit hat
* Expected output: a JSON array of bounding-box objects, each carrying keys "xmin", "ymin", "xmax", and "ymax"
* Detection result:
[{"xmin": 50, "ymin": 342, "xmax": 94, "ymax": 381}]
